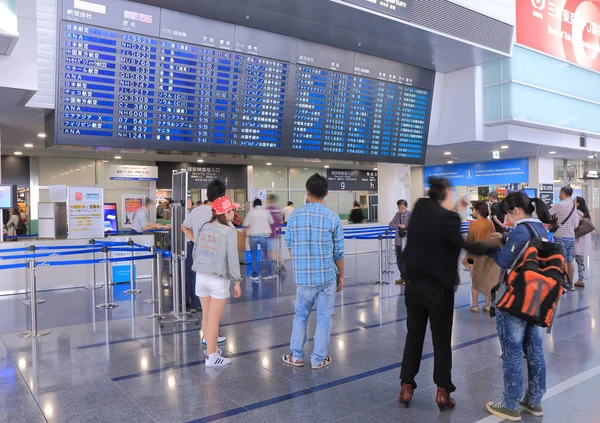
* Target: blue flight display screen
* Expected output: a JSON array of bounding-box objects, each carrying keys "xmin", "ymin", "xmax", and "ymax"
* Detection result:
[{"xmin": 55, "ymin": 15, "xmax": 433, "ymax": 164}]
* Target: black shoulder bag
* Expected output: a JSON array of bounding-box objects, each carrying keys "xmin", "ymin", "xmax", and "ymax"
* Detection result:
[{"xmin": 549, "ymin": 205, "xmax": 575, "ymax": 234}]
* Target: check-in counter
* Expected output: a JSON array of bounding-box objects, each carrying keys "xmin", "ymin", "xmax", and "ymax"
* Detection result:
[{"xmin": 0, "ymin": 235, "xmax": 155, "ymax": 296}]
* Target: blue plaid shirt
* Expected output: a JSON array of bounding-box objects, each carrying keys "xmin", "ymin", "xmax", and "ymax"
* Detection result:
[{"xmin": 285, "ymin": 202, "xmax": 345, "ymax": 286}]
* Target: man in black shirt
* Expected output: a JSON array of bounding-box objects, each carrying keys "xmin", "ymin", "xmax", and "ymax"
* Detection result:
[{"xmin": 489, "ymin": 192, "xmax": 506, "ymax": 232}]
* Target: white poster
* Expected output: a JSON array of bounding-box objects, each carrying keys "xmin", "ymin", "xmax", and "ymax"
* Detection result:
[
  {"xmin": 110, "ymin": 165, "xmax": 158, "ymax": 181},
  {"xmin": 249, "ymin": 189, "xmax": 267, "ymax": 204},
  {"xmin": 67, "ymin": 186, "xmax": 104, "ymax": 239},
  {"xmin": 122, "ymin": 194, "xmax": 146, "ymax": 228}
]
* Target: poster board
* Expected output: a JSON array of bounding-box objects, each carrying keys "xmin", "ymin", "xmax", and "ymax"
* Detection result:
[
  {"xmin": 67, "ymin": 186, "xmax": 104, "ymax": 239},
  {"xmin": 122, "ymin": 194, "xmax": 145, "ymax": 228},
  {"xmin": 249, "ymin": 189, "xmax": 267, "ymax": 204}
]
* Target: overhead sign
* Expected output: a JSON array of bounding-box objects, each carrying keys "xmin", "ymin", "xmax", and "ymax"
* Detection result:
[
  {"xmin": 340, "ymin": 0, "xmax": 412, "ymax": 21},
  {"xmin": 540, "ymin": 183, "xmax": 554, "ymax": 192},
  {"xmin": 326, "ymin": 169, "xmax": 378, "ymax": 191},
  {"xmin": 424, "ymin": 158, "xmax": 529, "ymax": 187},
  {"xmin": 157, "ymin": 162, "xmax": 248, "ymax": 190},
  {"xmin": 110, "ymin": 165, "xmax": 158, "ymax": 181},
  {"xmin": 516, "ymin": 0, "xmax": 600, "ymax": 73},
  {"xmin": 583, "ymin": 167, "xmax": 600, "ymax": 179}
]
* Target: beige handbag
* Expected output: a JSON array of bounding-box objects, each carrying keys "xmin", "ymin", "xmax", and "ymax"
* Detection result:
[{"xmin": 471, "ymin": 256, "xmax": 500, "ymax": 296}]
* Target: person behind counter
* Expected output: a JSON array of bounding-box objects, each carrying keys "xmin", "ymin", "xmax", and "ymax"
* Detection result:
[
  {"xmin": 130, "ymin": 199, "xmax": 166, "ymax": 235},
  {"xmin": 348, "ymin": 201, "xmax": 365, "ymax": 224}
]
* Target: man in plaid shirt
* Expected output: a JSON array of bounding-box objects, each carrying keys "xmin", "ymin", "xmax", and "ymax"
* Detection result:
[{"xmin": 282, "ymin": 173, "xmax": 345, "ymax": 370}]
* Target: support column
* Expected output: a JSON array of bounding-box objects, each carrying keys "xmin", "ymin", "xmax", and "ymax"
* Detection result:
[
  {"xmin": 377, "ymin": 163, "xmax": 411, "ymax": 224},
  {"xmin": 528, "ymin": 157, "xmax": 555, "ymax": 191}
]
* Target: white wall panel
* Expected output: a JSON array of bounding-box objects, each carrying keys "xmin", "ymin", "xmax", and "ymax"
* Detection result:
[
  {"xmin": 0, "ymin": 0, "xmax": 37, "ymax": 92},
  {"xmin": 27, "ymin": 0, "xmax": 56, "ymax": 108}
]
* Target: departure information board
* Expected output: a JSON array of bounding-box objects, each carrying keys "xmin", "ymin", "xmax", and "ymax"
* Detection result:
[{"xmin": 54, "ymin": 0, "xmax": 434, "ymax": 164}]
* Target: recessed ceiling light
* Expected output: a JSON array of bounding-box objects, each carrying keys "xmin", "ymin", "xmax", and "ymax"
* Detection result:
[
  {"xmin": 60, "ymin": 173, "xmax": 64, "ymax": 176},
  {"xmin": 324, "ymin": 165, "xmax": 330, "ymax": 168},
  {"xmin": 549, "ymin": 151, "xmax": 556, "ymax": 154},
  {"xmin": 14, "ymin": 151, "xmax": 22, "ymax": 155},
  {"xmin": 303, "ymin": 168, "xmax": 308, "ymax": 171},
  {"xmin": 76, "ymin": 169, "xmax": 81, "ymax": 171},
  {"xmin": 24, "ymin": 143, "xmax": 33, "ymax": 148},
  {"xmin": 88, "ymin": 164, "xmax": 93, "ymax": 167},
  {"xmin": 447, "ymin": 161, "xmax": 454, "ymax": 164},
  {"xmin": 102, "ymin": 160, "xmax": 108, "ymax": 163},
  {"xmin": 266, "ymin": 162, "xmax": 272, "ymax": 166},
  {"xmin": 589, "ymin": 155, "xmax": 594, "ymax": 159},
  {"xmin": 373, "ymin": 167, "xmax": 378, "ymax": 171},
  {"xmin": 501, "ymin": 145, "xmax": 509, "ymax": 149},
  {"xmin": 197, "ymin": 159, "xmax": 204, "ymax": 163},
  {"xmin": 444, "ymin": 152, "xmax": 451, "ymax": 155},
  {"xmin": 114, "ymin": 156, "xmax": 121, "ymax": 159},
  {"xmin": 37, "ymin": 133, "xmax": 46, "ymax": 138}
]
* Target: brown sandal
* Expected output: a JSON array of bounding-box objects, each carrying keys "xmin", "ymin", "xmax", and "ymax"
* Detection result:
[{"xmin": 574, "ymin": 281, "xmax": 585, "ymax": 288}]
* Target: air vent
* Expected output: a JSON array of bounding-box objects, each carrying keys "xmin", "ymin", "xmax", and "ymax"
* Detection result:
[{"xmin": 411, "ymin": 0, "xmax": 513, "ymax": 55}]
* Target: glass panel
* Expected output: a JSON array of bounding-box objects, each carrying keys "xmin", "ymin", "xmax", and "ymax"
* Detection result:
[
  {"xmin": 39, "ymin": 158, "xmax": 96, "ymax": 186},
  {"xmin": 253, "ymin": 166, "xmax": 288, "ymax": 189},
  {"xmin": 507, "ymin": 83, "xmax": 600, "ymax": 133},
  {"xmin": 339, "ymin": 191, "xmax": 355, "ymax": 221},
  {"xmin": 289, "ymin": 167, "xmax": 323, "ymax": 189},
  {"xmin": 290, "ymin": 191, "xmax": 307, "ymax": 209},
  {"xmin": 482, "ymin": 60, "xmax": 502, "ymax": 85},
  {"xmin": 501, "ymin": 57, "xmax": 511, "ymax": 81},
  {"xmin": 325, "ymin": 192, "xmax": 339, "ymax": 215},
  {"xmin": 266, "ymin": 191, "xmax": 288, "ymax": 210},
  {"xmin": 483, "ymin": 85, "xmax": 503, "ymax": 122},
  {"xmin": 554, "ymin": 159, "xmax": 564, "ymax": 184}
]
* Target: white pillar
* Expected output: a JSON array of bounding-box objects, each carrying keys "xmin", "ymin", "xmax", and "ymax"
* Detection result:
[
  {"xmin": 377, "ymin": 163, "xmax": 411, "ymax": 224},
  {"xmin": 529, "ymin": 157, "xmax": 555, "ymax": 191}
]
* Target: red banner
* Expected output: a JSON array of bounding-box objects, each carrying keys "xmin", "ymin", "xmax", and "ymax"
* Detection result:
[{"xmin": 516, "ymin": 0, "xmax": 600, "ymax": 72}]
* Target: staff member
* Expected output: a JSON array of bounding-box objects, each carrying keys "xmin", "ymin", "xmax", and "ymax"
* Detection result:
[
  {"xmin": 389, "ymin": 199, "xmax": 410, "ymax": 285},
  {"xmin": 130, "ymin": 199, "xmax": 164, "ymax": 234}
]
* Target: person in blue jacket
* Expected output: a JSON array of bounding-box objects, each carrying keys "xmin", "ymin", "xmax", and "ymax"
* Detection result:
[{"xmin": 486, "ymin": 192, "xmax": 553, "ymax": 422}]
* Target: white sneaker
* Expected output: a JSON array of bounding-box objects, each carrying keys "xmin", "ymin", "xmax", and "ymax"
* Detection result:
[
  {"xmin": 205, "ymin": 352, "xmax": 231, "ymax": 367},
  {"xmin": 202, "ymin": 336, "xmax": 227, "ymax": 346}
]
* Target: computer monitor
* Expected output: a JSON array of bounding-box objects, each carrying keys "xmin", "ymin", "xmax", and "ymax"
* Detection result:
[
  {"xmin": 103, "ymin": 203, "xmax": 118, "ymax": 232},
  {"xmin": 521, "ymin": 188, "xmax": 537, "ymax": 199},
  {"xmin": 0, "ymin": 185, "xmax": 17, "ymax": 209}
]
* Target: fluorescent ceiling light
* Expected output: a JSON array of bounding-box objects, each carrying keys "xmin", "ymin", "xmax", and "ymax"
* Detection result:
[
  {"xmin": 447, "ymin": 160, "xmax": 453, "ymax": 164},
  {"xmin": 501, "ymin": 145, "xmax": 509, "ymax": 149},
  {"xmin": 324, "ymin": 165, "xmax": 330, "ymax": 168},
  {"xmin": 197, "ymin": 159, "xmax": 204, "ymax": 163},
  {"xmin": 37, "ymin": 133, "xmax": 46, "ymax": 138},
  {"xmin": 549, "ymin": 151, "xmax": 556, "ymax": 154},
  {"xmin": 24, "ymin": 144, "xmax": 33, "ymax": 148},
  {"xmin": 114, "ymin": 156, "xmax": 121, "ymax": 159},
  {"xmin": 14, "ymin": 151, "xmax": 22, "ymax": 155},
  {"xmin": 444, "ymin": 152, "xmax": 451, "ymax": 155},
  {"xmin": 266, "ymin": 162, "xmax": 272, "ymax": 166}
]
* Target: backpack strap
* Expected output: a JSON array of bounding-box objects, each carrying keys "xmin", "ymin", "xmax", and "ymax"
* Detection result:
[{"xmin": 522, "ymin": 223, "xmax": 541, "ymax": 239}]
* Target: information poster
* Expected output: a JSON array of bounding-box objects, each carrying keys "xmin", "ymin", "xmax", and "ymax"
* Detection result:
[
  {"xmin": 122, "ymin": 194, "xmax": 145, "ymax": 228},
  {"xmin": 67, "ymin": 186, "xmax": 104, "ymax": 239},
  {"xmin": 249, "ymin": 189, "xmax": 267, "ymax": 204}
]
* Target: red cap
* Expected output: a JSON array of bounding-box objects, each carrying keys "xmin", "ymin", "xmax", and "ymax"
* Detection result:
[{"xmin": 212, "ymin": 196, "xmax": 240, "ymax": 215}]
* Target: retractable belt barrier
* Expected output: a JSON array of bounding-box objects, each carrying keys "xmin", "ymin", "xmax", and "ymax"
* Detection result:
[{"xmin": 0, "ymin": 239, "xmax": 172, "ymax": 339}]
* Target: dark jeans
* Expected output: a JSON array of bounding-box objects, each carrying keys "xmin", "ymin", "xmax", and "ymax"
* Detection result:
[
  {"xmin": 400, "ymin": 280, "xmax": 456, "ymax": 392},
  {"xmin": 395, "ymin": 245, "xmax": 405, "ymax": 279},
  {"xmin": 185, "ymin": 242, "xmax": 201, "ymax": 309}
]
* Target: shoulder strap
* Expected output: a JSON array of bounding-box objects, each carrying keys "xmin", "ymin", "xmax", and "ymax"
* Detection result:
[
  {"xmin": 561, "ymin": 205, "xmax": 576, "ymax": 226},
  {"xmin": 523, "ymin": 223, "xmax": 541, "ymax": 239}
]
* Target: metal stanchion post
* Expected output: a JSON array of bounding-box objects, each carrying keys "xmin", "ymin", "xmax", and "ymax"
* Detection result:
[
  {"xmin": 179, "ymin": 256, "xmax": 190, "ymax": 317},
  {"xmin": 22, "ymin": 246, "xmax": 45, "ymax": 305},
  {"xmin": 354, "ymin": 236, "xmax": 358, "ymax": 283},
  {"xmin": 96, "ymin": 246, "xmax": 118, "ymax": 309},
  {"xmin": 19, "ymin": 261, "xmax": 50, "ymax": 338},
  {"xmin": 124, "ymin": 239, "xmax": 142, "ymax": 295},
  {"xmin": 172, "ymin": 255, "xmax": 180, "ymax": 318},
  {"xmin": 144, "ymin": 247, "xmax": 157, "ymax": 305},
  {"xmin": 155, "ymin": 251, "xmax": 164, "ymax": 317},
  {"xmin": 85, "ymin": 240, "xmax": 102, "ymax": 290}
]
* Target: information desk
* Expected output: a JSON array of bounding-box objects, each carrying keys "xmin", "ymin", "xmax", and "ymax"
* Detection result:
[{"xmin": 0, "ymin": 235, "xmax": 154, "ymax": 296}]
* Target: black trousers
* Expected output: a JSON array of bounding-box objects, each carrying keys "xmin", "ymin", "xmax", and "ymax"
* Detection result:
[
  {"xmin": 400, "ymin": 280, "xmax": 456, "ymax": 392},
  {"xmin": 395, "ymin": 245, "xmax": 405, "ymax": 278}
]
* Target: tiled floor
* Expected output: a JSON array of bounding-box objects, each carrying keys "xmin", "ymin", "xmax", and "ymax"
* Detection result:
[{"xmin": 0, "ymin": 250, "xmax": 599, "ymax": 422}]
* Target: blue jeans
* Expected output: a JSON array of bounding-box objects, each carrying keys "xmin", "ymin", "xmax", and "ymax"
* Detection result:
[
  {"xmin": 249, "ymin": 236, "xmax": 269, "ymax": 277},
  {"xmin": 290, "ymin": 281, "xmax": 337, "ymax": 366},
  {"xmin": 497, "ymin": 310, "xmax": 546, "ymax": 410}
]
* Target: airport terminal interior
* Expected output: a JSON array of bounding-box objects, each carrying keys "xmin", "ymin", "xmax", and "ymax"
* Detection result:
[{"xmin": 2, "ymin": 0, "xmax": 600, "ymax": 422}]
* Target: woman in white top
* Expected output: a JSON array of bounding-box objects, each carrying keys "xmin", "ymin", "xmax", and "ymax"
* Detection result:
[
  {"xmin": 5, "ymin": 209, "xmax": 20, "ymax": 239},
  {"xmin": 574, "ymin": 197, "xmax": 593, "ymax": 288}
]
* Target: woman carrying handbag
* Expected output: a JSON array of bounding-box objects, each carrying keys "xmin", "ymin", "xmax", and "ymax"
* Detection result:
[{"xmin": 574, "ymin": 196, "xmax": 594, "ymax": 288}]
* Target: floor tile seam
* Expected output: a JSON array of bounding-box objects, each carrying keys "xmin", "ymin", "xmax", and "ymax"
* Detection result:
[
  {"xmin": 178, "ymin": 303, "xmax": 598, "ymax": 422},
  {"xmin": 0, "ymin": 336, "xmax": 49, "ymax": 423},
  {"xmin": 109, "ymin": 377, "xmax": 160, "ymax": 423},
  {"xmin": 76, "ymin": 291, "xmax": 402, "ymax": 350}
]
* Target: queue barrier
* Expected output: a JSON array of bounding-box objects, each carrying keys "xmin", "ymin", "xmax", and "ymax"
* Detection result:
[{"xmin": 0, "ymin": 239, "xmax": 171, "ymax": 338}]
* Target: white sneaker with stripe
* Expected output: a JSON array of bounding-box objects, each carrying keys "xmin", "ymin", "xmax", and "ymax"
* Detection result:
[{"xmin": 205, "ymin": 352, "xmax": 231, "ymax": 367}]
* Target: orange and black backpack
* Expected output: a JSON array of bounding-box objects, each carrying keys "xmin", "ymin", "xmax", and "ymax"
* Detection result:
[{"xmin": 491, "ymin": 223, "xmax": 566, "ymax": 328}]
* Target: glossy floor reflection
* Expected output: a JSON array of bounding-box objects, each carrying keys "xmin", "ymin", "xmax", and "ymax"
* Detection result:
[{"xmin": 0, "ymin": 251, "xmax": 599, "ymax": 422}]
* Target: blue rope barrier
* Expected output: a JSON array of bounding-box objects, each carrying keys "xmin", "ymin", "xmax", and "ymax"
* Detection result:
[
  {"xmin": 0, "ymin": 248, "xmax": 105, "ymax": 261},
  {"xmin": 34, "ymin": 254, "xmax": 155, "ymax": 268},
  {"xmin": 0, "ymin": 262, "xmax": 27, "ymax": 270}
]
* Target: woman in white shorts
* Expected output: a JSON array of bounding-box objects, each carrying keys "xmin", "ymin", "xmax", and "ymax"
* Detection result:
[{"xmin": 192, "ymin": 196, "xmax": 242, "ymax": 367}]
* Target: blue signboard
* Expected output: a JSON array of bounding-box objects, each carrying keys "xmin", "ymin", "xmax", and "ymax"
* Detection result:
[{"xmin": 424, "ymin": 158, "xmax": 529, "ymax": 186}]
